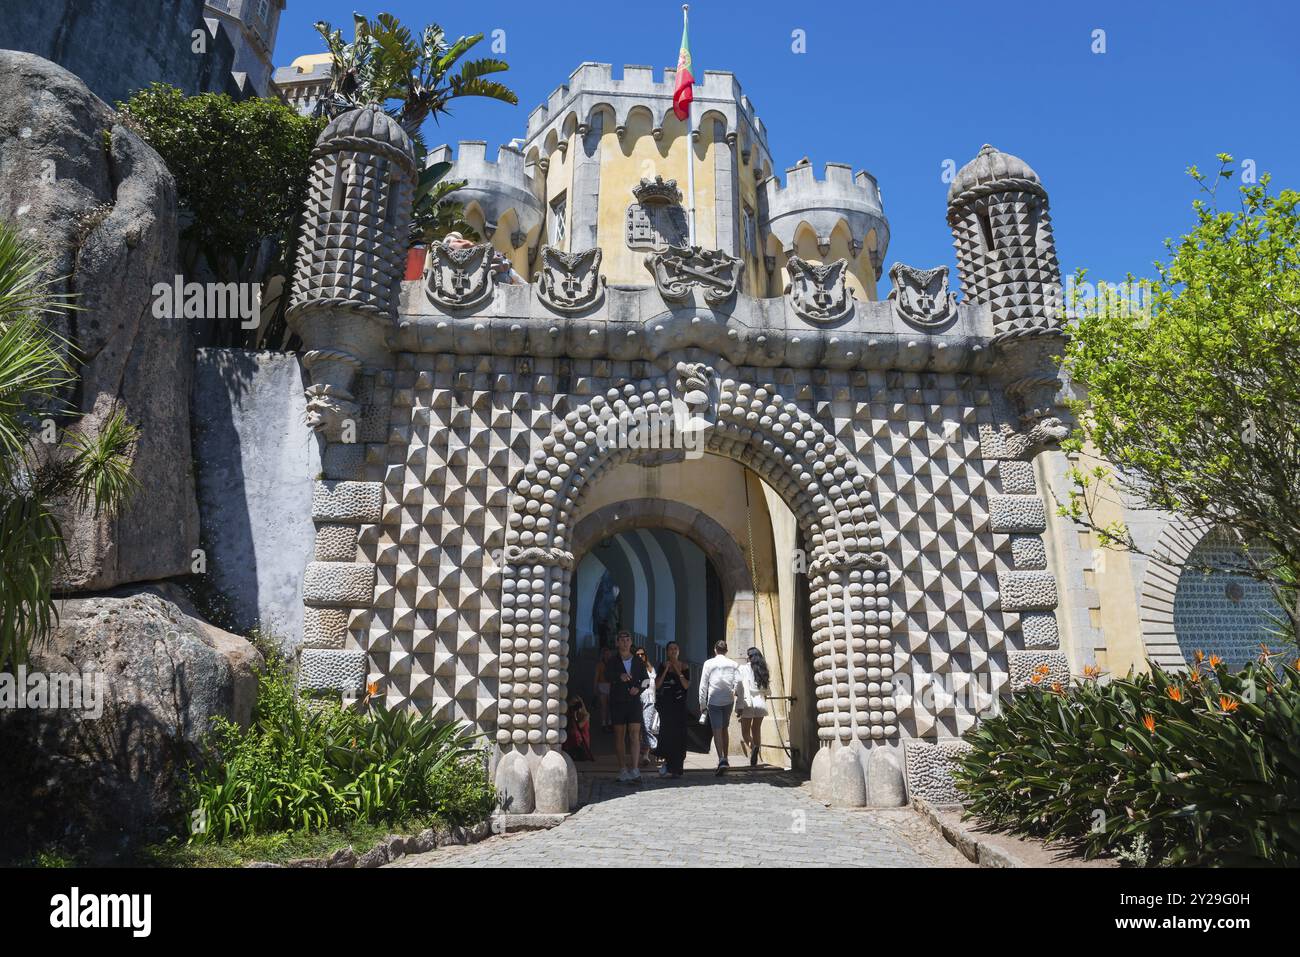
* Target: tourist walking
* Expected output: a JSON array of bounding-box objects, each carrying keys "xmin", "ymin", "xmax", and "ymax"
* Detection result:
[
  {"xmin": 655, "ymin": 641, "xmax": 690, "ymax": 778},
  {"xmin": 698, "ymin": 640, "xmax": 740, "ymax": 774},
  {"xmin": 635, "ymin": 646, "xmax": 660, "ymax": 765},
  {"xmin": 594, "ymin": 645, "xmax": 613, "ymax": 733},
  {"xmin": 610, "ymin": 631, "xmax": 648, "ymax": 784},
  {"xmin": 737, "ymin": 646, "xmax": 771, "ymax": 767}
]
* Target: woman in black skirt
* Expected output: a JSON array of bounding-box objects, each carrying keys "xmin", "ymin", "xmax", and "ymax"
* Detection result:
[{"xmin": 654, "ymin": 641, "xmax": 691, "ymax": 778}]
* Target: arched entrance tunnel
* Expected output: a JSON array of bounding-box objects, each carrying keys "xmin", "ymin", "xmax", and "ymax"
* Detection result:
[{"xmin": 562, "ymin": 453, "xmax": 820, "ymax": 773}]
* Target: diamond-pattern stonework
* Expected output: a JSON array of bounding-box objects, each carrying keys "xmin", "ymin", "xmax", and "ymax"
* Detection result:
[{"xmin": 858, "ymin": 371, "xmax": 1009, "ymax": 739}]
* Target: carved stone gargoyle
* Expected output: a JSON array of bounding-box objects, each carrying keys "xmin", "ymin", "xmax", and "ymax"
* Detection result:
[
  {"xmin": 536, "ymin": 245, "xmax": 605, "ymax": 313},
  {"xmin": 302, "ymin": 349, "xmax": 362, "ymax": 441},
  {"xmin": 645, "ymin": 245, "xmax": 743, "ymax": 305},
  {"xmin": 785, "ymin": 256, "xmax": 853, "ymax": 323},
  {"xmin": 888, "ymin": 263, "xmax": 958, "ymax": 329},
  {"xmin": 424, "ymin": 241, "xmax": 496, "ymax": 309}
]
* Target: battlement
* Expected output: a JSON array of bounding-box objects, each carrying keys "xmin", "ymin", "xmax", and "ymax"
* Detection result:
[
  {"xmin": 522, "ymin": 62, "xmax": 769, "ymax": 162},
  {"xmin": 428, "ymin": 140, "xmax": 538, "ymax": 183},
  {"xmin": 764, "ymin": 160, "xmax": 889, "ymax": 261},
  {"xmin": 765, "ymin": 160, "xmax": 884, "ymax": 213},
  {"xmin": 429, "ymin": 141, "xmax": 545, "ymax": 243}
]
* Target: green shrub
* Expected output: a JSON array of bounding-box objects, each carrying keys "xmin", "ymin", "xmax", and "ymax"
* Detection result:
[
  {"xmin": 422, "ymin": 753, "xmax": 497, "ymax": 826},
  {"xmin": 953, "ymin": 654, "xmax": 1300, "ymax": 866},
  {"xmin": 187, "ymin": 659, "xmax": 496, "ymax": 843}
]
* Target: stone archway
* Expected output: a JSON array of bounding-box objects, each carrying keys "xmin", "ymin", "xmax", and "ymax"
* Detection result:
[
  {"xmin": 1137, "ymin": 517, "xmax": 1216, "ymax": 671},
  {"xmin": 571, "ymin": 499, "xmax": 758, "ymax": 653},
  {"xmin": 493, "ymin": 365, "xmax": 902, "ymax": 813}
]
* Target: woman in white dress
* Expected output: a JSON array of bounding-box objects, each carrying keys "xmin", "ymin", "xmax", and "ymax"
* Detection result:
[
  {"xmin": 635, "ymin": 646, "xmax": 660, "ymax": 764},
  {"xmin": 736, "ymin": 646, "xmax": 771, "ymax": 767}
]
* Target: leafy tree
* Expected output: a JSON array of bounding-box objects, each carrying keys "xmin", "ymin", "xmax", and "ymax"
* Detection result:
[
  {"xmin": 1061, "ymin": 155, "xmax": 1300, "ymax": 641},
  {"xmin": 118, "ymin": 85, "xmax": 325, "ymax": 348},
  {"xmin": 0, "ymin": 222, "xmax": 138, "ymax": 668}
]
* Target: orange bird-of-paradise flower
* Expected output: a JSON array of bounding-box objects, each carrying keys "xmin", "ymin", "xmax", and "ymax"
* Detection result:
[
  {"xmin": 1082, "ymin": 664, "xmax": 1102, "ymax": 680},
  {"xmin": 1166, "ymin": 686, "xmax": 1183, "ymax": 702},
  {"xmin": 1208, "ymin": 655, "xmax": 1222, "ymax": 668},
  {"xmin": 1030, "ymin": 672, "xmax": 1044, "ymax": 685},
  {"xmin": 1141, "ymin": 714, "xmax": 1156, "ymax": 733},
  {"xmin": 1194, "ymin": 649, "xmax": 1205, "ymax": 664},
  {"xmin": 1218, "ymin": 696, "xmax": 1239, "ymax": 713},
  {"xmin": 1188, "ymin": 665, "xmax": 1201, "ymax": 681},
  {"xmin": 1051, "ymin": 681, "xmax": 1065, "ymax": 695},
  {"xmin": 1035, "ymin": 663, "xmax": 1051, "ymax": 676}
]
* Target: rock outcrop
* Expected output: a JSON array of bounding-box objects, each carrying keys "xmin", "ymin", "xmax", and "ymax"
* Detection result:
[
  {"xmin": 0, "ymin": 584, "xmax": 262, "ymax": 859},
  {"xmin": 0, "ymin": 49, "xmax": 199, "ymax": 590}
]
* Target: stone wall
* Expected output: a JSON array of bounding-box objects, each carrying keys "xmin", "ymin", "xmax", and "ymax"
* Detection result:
[
  {"xmin": 192, "ymin": 349, "xmax": 321, "ymax": 648},
  {"xmin": 0, "ymin": 0, "xmax": 241, "ymax": 108}
]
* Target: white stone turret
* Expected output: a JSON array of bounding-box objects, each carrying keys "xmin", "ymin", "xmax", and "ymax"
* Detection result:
[
  {"xmin": 429, "ymin": 140, "xmax": 546, "ymax": 252},
  {"xmin": 764, "ymin": 159, "xmax": 890, "ymax": 274}
]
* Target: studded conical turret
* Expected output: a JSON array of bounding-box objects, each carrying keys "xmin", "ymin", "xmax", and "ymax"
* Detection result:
[{"xmin": 947, "ymin": 145, "xmax": 1061, "ymax": 337}]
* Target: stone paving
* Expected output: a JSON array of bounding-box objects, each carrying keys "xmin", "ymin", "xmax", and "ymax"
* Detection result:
[{"xmin": 391, "ymin": 769, "xmax": 972, "ymax": 868}]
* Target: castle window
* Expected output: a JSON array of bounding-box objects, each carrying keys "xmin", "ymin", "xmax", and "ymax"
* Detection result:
[
  {"xmin": 257, "ymin": 0, "xmax": 269, "ymax": 22},
  {"xmin": 976, "ymin": 209, "xmax": 995, "ymax": 253},
  {"xmin": 549, "ymin": 195, "xmax": 567, "ymax": 248},
  {"xmin": 330, "ymin": 159, "xmax": 350, "ymax": 211},
  {"xmin": 742, "ymin": 205, "xmax": 757, "ymax": 256}
]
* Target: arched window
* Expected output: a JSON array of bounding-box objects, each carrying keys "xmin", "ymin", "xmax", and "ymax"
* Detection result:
[{"xmin": 1172, "ymin": 526, "xmax": 1282, "ymax": 670}]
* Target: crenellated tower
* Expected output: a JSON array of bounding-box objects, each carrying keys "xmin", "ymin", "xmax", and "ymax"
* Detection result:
[{"xmin": 764, "ymin": 159, "xmax": 889, "ymax": 302}]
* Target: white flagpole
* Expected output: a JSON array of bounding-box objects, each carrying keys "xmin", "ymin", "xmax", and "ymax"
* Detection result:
[{"xmin": 683, "ymin": 4, "xmax": 697, "ymax": 246}]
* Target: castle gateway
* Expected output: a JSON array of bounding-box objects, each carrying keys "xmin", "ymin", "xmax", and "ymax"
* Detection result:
[{"xmin": 282, "ymin": 65, "xmax": 1077, "ymax": 815}]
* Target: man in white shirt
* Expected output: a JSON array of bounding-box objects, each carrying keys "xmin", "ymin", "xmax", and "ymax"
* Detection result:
[{"xmin": 697, "ymin": 640, "xmax": 739, "ymax": 774}]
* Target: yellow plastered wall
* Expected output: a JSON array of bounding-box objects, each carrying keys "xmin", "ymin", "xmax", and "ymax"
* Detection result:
[
  {"xmin": 542, "ymin": 127, "xmax": 576, "ymax": 256},
  {"xmin": 592, "ymin": 112, "xmax": 719, "ymax": 286},
  {"xmin": 776, "ymin": 220, "xmax": 879, "ymax": 303},
  {"xmin": 1038, "ymin": 446, "xmax": 1148, "ymax": 679}
]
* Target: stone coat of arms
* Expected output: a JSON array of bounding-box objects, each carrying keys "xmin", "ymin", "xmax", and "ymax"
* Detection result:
[
  {"xmin": 536, "ymin": 245, "xmax": 605, "ymax": 313},
  {"xmin": 785, "ymin": 256, "xmax": 853, "ymax": 323},
  {"xmin": 888, "ymin": 263, "xmax": 958, "ymax": 328},
  {"xmin": 645, "ymin": 245, "xmax": 743, "ymax": 305},
  {"xmin": 425, "ymin": 241, "xmax": 496, "ymax": 309}
]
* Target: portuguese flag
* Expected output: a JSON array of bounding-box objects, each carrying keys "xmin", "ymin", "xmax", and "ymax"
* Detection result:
[{"xmin": 673, "ymin": 6, "xmax": 694, "ymax": 122}]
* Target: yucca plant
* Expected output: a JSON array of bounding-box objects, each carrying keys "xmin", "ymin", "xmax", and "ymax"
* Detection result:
[
  {"xmin": 955, "ymin": 654, "xmax": 1300, "ymax": 866},
  {"xmin": 0, "ymin": 220, "xmax": 139, "ymax": 669}
]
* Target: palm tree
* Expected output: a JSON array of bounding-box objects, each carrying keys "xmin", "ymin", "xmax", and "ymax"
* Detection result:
[
  {"xmin": 314, "ymin": 13, "xmax": 518, "ymax": 155},
  {"xmin": 315, "ymin": 14, "xmax": 516, "ymax": 249},
  {"xmin": 409, "ymin": 161, "xmax": 479, "ymax": 246},
  {"xmin": 0, "ymin": 221, "xmax": 138, "ymax": 668}
]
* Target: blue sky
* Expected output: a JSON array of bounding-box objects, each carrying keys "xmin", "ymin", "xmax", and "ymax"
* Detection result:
[{"xmin": 275, "ymin": 0, "xmax": 1300, "ymax": 292}]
